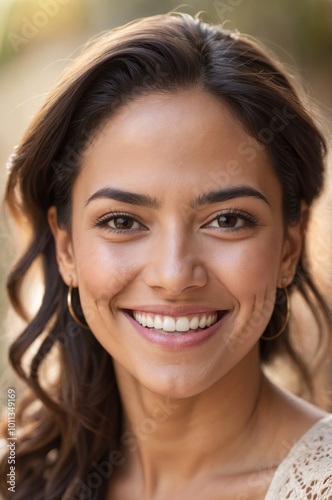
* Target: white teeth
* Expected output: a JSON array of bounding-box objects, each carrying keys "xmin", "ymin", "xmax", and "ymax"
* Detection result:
[
  {"xmin": 146, "ymin": 314, "xmax": 154, "ymax": 328},
  {"xmin": 189, "ymin": 317, "xmax": 199, "ymax": 329},
  {"xmin": 176, "ymin": 317, "xmax": 190, "ymax": 332},
  {"xmin": 163, "ymin": 316, "xmax": 176, "ymax": 332},
  {"xmin": 132, "ymin": 311, "xmax": 219, "ymax": 333},
  {"xmin": 154, "ymin": 315, "xmax": 163, "ymax": 329},
  {"xmin": 199, "ymin": 314, "xmax": 207, "ymax": 329}
]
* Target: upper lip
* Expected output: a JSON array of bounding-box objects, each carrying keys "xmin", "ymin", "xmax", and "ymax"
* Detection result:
[{"xmin": 123, "ymin": 305, "xmax": 225, "ymax": 316}]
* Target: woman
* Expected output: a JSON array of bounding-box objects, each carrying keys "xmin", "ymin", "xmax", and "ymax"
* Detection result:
[{"xmin": 0, "ymin": 12, "xmax": 331, "ymax": 500}]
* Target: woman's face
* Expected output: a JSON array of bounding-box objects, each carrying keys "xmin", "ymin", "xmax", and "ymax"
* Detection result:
[{"xmin": 51, "ymin": 90, "xmax": 301, "ymax": 398}]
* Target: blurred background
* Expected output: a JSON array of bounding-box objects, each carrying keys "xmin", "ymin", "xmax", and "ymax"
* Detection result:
[{"xmin": 0, "ymin": 0, "xmax": 331, "ymax": 404}]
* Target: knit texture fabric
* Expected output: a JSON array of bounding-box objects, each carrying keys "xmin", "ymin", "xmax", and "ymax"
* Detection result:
[{"xmin": 265, "ymin": 415, "xmax": 332, "ymax": 499}]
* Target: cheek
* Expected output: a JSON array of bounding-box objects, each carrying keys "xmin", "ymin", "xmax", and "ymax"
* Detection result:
[
  {"xmin": 73, "ymin": 240, "xmax": 140, "ymax": 320},
  {"xmin": 202, "ymin": 238, "xmax": 282, "ymax": 358},
  {"xmin": 208, "ymin": 235, "xmax": 282, "ymax": 323},
  {"xmin": 212, "ymin": 233, "xmax": 281, "ymax": 285}
]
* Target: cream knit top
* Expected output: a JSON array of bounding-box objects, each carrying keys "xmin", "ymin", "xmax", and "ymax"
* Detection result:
[{"xmin": 265, "ymin": 414, "xmax": 332, "ymax": 499}]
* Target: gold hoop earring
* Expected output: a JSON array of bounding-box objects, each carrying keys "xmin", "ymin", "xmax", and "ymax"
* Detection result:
[
  {"xmin": 261, "ymin": 286, "xmax": 290, "ymax": 340},
  {"xmin": 67, "ymin": 282, "xmax": 89, "ymax": 330}
]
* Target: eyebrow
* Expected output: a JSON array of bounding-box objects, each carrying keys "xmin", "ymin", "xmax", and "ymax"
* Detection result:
[
  {"xmin": 85, "ymin": 185, "xmax": 270, "ymax": 208},
  {"xmin": 86, "ymin": 187, "xmax": 161, "ymax": 208},
  {"xmin": 191, "ymin": 186, "xmax": 270, "ymax": 207}
]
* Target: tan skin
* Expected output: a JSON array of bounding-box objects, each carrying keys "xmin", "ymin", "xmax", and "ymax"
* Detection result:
[{"xmin": 48, "ymin": 90, "xmax": 326, "ymax": 499}]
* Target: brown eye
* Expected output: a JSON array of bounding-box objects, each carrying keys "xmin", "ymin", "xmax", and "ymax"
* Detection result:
[
  {"xmin": 216, "ymin": 215, "xmax": 239, "ymax": 228},
  {"xmin": 96, "ymin": 213, "xmax": 146, "ymax": 233},
  {"xmin": 206, "ymin": 211, "xmax": 257, "ymax": 231},
  {"xmin": 109, "ymin": 216, "xmax": 136, "ymax": 230}
]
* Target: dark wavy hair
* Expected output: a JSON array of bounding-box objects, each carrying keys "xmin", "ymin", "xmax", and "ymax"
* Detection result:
[{"xmin": 0, "ymin": 12, "xmax": 331, "ymax": 500}]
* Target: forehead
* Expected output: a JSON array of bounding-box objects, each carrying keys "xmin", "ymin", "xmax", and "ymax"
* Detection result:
[{"xmin": 77, "ymin": 90, "xmax": 281, "ymax": 205}]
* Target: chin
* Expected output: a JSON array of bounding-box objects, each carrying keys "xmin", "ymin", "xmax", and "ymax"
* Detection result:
[{"xmin": 136, "ymin": 366, "xmax": 218, "ymax": 400}]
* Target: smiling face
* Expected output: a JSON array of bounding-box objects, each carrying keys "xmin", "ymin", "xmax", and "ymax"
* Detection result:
[{"xmin": 49, "ymin": 90, "xmax": 303, "ymax": 398}]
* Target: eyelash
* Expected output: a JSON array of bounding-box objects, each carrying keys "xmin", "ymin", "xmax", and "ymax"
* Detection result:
[
  {"xmin": 204, "ymin": 209, "xmax": 258, "ymax": 232},
  {"xmin": 95, "ymin": 212, "xmax": 146, "ymax": 233},
  {"xmin": 94, "ymin": 209, "xmax": 258, "ymax": 234}
]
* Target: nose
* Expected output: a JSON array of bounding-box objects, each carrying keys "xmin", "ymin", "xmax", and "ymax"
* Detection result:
[{"xmin": 144, "ymin": 229, "xmax": 208, "ymax": 296}]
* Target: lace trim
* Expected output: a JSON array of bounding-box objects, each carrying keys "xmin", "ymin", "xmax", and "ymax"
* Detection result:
[{"xmin": 265, "ymin": 415, "xmax": 332, "ymax": 499}]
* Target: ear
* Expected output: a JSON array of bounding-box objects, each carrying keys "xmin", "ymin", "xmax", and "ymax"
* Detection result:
[
  {"xmin": 48, "ymin": 206, "xmax": 77, "ymax": 286},
  {"xmin": 278, "ymin": 201, "xmax": 308, "ymax": 287}
]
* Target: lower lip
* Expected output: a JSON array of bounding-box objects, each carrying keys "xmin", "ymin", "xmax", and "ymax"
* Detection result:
[{"xmin": 123, "ymin": 312, "xmax": 227, "ymax": 350}]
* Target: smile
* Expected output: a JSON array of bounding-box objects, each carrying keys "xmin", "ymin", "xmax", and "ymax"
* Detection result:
[
  {"xmin": 124, "ymin": 308, "xmax": 228, "ymax": 348},
  {"xmin": 131, "ymin": 311, "xmax": 221, "ymax": 335}
]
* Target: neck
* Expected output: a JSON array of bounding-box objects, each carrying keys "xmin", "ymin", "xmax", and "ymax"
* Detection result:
[{"xmin": 112, "ymin": 346, "xmax": 271, "ymax": 495}]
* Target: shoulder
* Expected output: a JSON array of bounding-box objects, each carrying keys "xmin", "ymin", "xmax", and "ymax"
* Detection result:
[{"xmin": 265, "ymin": 415, "xmax": 332, "ymax": 499}]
